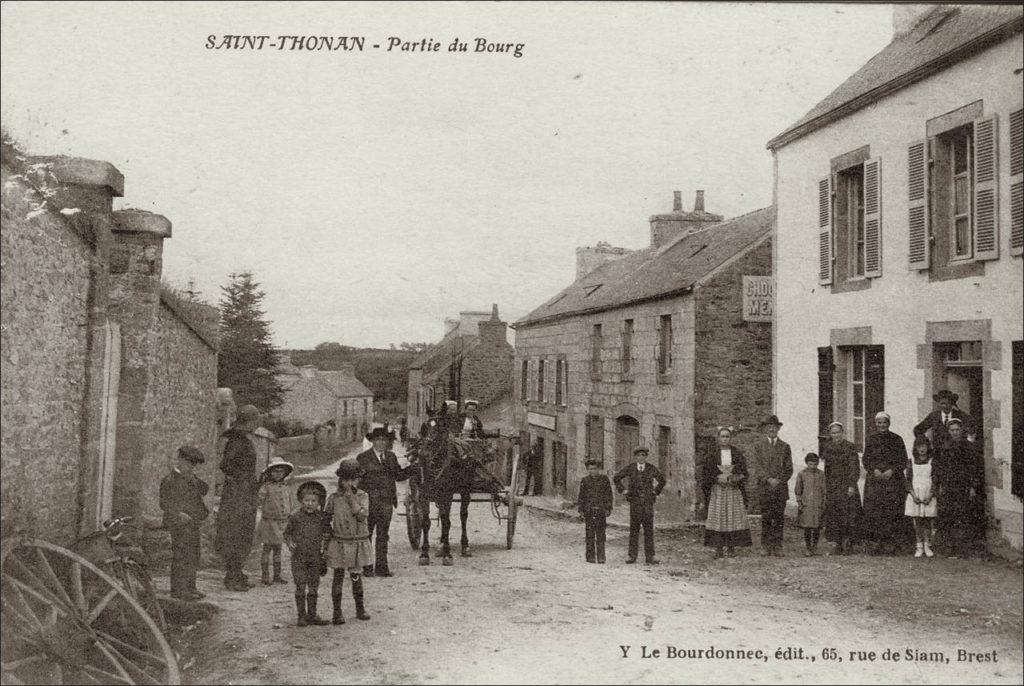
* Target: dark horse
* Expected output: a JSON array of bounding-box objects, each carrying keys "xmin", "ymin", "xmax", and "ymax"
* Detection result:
[{"xmin": 406, "ymin": 421, "xmax": 505, "ymax": 565}]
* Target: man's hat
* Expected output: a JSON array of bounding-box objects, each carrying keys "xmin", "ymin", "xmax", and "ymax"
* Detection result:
[
  {"xmin": 633, "ymin": 446, "xmax": 650, "ymax": 456},
  {"xmin": 946, "ymin": 417, "xmax": 964, "ymax": 427},
  {"xmin": 260, "ymin": 458, "xmax": 294, "ymax": 480},
  {"xmin": 366, "ymin": 425, "xmax": 395, "ymax": 441},
  {"xmin": 760, "ymin": 415, "xmax": 784, "ymax": 427},
  {"xmin": 177, "ymin": 445, "xmax": 205, "ymax": 464},
  {"xmin": 933, "ymin": 389, "xmax": 959, "ymax": 403},
  {"xmin": 335, "ymin": 459, "xmax": 362, "ymax": 480},
  {"xmin": 297, "ymin": 480, "xmax": 327, "ymax": 503},
  {"xmin": 584, "ymin": 458, "xmax": 602, "ymax": 467}
]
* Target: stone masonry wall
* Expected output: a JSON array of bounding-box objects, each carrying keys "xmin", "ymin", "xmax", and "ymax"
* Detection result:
[
  {"xmin": 136, "ymin": 302, "xmax": 219, "ymax": 523},
  {"xmin": 0, "ymin": 164, "xmax": 94, "ymax": 544},
  {"xmin": 461, "ymin": 339, "xmax": 514, "ymax": 410},
  {"xmin": 693, "ymin": 237, "xmax": 773, "ymax": 459}
]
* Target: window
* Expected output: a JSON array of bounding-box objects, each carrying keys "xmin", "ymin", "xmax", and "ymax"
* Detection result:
[
  {"xmin": 586, "ymin": 415, "xmax": 604, "ymax": 464},
  {"xmin": 657, "ymin": 425, "xmax": 671, "ymax": 476},
  {"xmin": 839, "ymin": 345, "xmax": 885, "ymax": 452},
  {"xmin": 837, "ymin": 165, "xmax": 866, "ymax": 279},
  {"xmin": 591, "ymin": 324, "xmax": 602, "ymax": 378},
  {"xmin": 946, "ymin": 125, "xmax": 974, "ymax": 260},
  {"xmin": 820, "ymin": 153, "xmax": 881, "ymax": 288},
  {"xmin": 658, "ymin": 315, "xmax": 673, "ymax": 374},
  {"xmin": 520, "ymin": 359, "xmax": 528, "ymax": 401},
  {"xmin": 555, "ymin": 358, "xmax": 564, "ymax": 406},
  {"xmin": 363, "ymin": 399, "xmax": 368, "ymax": 414},
  {"xmin": 537, "ymin": 359, "xmax": 545, "ymax": 402},
  {"xmin": 621, "ymin": 319, "xmax": 634, "ymax": 376},
  {"xmin": 342, "ymin": 400, "xmax": 348, "ymax": 416}
]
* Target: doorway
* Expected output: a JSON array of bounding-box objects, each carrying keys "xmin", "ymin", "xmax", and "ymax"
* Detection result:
[
  {"xmin": 934, "ymin": 341, "xmax": 984, "ymax": 439},
  {"xmin": 614, "ymin": 415, "xmax": 639, "ymax": 471}
]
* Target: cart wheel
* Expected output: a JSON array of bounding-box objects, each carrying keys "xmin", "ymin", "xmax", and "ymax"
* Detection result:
[
  {"xmin": 1, "ymin": 538, "xmax": 181, "ymax": 685},
  {"xmin": 405, "ymin": 496, "xmax": 421, "ymax": 550}
]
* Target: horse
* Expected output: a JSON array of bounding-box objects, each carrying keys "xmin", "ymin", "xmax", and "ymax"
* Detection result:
[{"xmin": 405, "ymin": 422, "xmax": 506, "ymax": 565}]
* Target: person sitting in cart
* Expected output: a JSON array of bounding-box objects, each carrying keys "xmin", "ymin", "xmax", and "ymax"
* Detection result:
[
  {"xmin": 458, "ymin": 399, "xmax": 485, "ymax": 438},
  {"xmin": 159, "ymin": 445, "xmax": 209, "ymax": 601},
  {"xmin": 577, "ymin": 458, "xmax": 613, "ymax": 564}
]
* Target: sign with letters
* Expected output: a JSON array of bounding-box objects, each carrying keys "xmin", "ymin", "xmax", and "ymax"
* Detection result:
[
  {"xmin": 742, "ymin": 275, "xmax": 774, "ymax": 323},
  {"xmin": 527, "ymin": 411, "xmax": 557, "ymax": 431}
]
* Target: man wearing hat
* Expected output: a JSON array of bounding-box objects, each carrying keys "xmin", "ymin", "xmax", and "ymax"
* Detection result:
[
  {"xmin": 458, "ymin": 399, "xmax": 484, "ymax": 438},
  {"xmin": 613, "ymin": 445, "xmax": 666, "ymax": 564},
  {"xmin": 355, "ymin": 425, "xmax": 414, "ymax": 577},
  {"xmin": 914, "ymin": 390, "xmax": 975, "ymax": 450},
  {"xmin": 751, "ymin": 415, "xmax": 793, "ymax": 556},
  {"xmin": 160, "ymin": 446, "xmax": 210, "ymax": 601},
  {"xmin": 215, "ymin": 404, "xmax": 262, "ymax": 591}
]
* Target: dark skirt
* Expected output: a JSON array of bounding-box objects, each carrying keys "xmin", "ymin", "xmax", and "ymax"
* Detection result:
[
  {"xmin": 862, "ymin": 474, "xmax": 905, "ymax": 541},
  {"xmin": 215, "ymin": 480, "xmax": 258, "ymax": 555},
  {"xmin": 824, "ymin": 488, "xmax": 864, "ymax": 543}
]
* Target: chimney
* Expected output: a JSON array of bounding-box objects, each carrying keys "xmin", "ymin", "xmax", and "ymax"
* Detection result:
[
  {"xmin": 29, "ymin": 155, "xmax": 124, "ymax": 215},
  {"xmin": 575, "ymin": 241, "xmax": 633, "ymax": 280},
  {"xmin": 648, "ymin": 189, "xmax": 723, "ymax": 248},
  {"xmin": 477, "ymin": 304, "xmax": 507, "ymax": 348},
  {"xmin": 893, "ymin": 4, "xmax": 938, "ymax": 39}
]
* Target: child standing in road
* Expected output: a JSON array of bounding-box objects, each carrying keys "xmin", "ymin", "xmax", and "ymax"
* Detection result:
[
  {"xmin": 324, "ymin": 460, "xmax": 372, "ymax": 625},
  {"xmin": 577, "ymin": 458, "xmax": 613, "ymax": 563},
  {"xmin": 257, "ymin": 459, "xmax": 296, "ymax": 585},
  {"xmin": 159, "ymin": 445, "xmax": 210, "ymax": 600},
  {"xmin": 795, "ymin": 453, "xmax": 825, "ymax": 556},
  {"xmin": 905, "ymin": 437, "xmax": 938, "ymax": 558},
  {"xmin": 284, "ymin": 481, "xmax": 330, "ymax": 626}
]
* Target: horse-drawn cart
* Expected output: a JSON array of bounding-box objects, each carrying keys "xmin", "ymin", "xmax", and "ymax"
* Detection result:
[{"xmin": 402, "ymin": 430, "xmax": 523, "ymax": 562}]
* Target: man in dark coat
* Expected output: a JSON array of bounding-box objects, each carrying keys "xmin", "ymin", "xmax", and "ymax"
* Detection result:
[
  {"xmin": 613, "ymin": 446, "xmax": 666, "ymax": 564},
  {"xmin": 914, "ymin": 389, "xmax": 976, "ymax": 450},
  {"xmin": 520, "ymin": 438, "xmax": 545, "ymax": 496},
  {"xmin": 751, "ymin": 415, "xmax": 794, "ymax": 556},
  {"xmin": 356, "ymin": 426, "xmax": 413, "ymax": 577},
  {"xmin": 457, "ymin": 399, "xmax": 485, "ymax": 438},
  {"xmin": 214, "ymin": 405, "xmax": 261, "ymax": 591},
  {"xmin": 160, "ymin": 445, "xmax": 209, "ymax": 600},
  {"xmin": 936, "ymin": 418, "xmax": 985, "ymax": 556},
  {"xmin": 577, "ymin": 458, "xmax": 613, "ymax": 563}
]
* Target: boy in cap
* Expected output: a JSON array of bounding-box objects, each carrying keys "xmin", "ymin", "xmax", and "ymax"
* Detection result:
[
  {"xmin": 613, "ymin": 446, "xmax": 666, "ymax": 564},
  {"xmin": 577, "ymin": 459, "xmax": 613, "ymax": 563},
  {"xmin": 159, "ymin": 445, "xmax": 210, "ymax": 601},
  {"xmin": 284, "ymin": 481, "xmax": 330, "ymax": 626}
]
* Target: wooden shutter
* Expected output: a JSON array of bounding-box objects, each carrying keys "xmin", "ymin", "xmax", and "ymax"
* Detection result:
[
  {"xmin": 1010, "ymin": 108, "xmax": 1023, "ymax": 257},
  {"xmin": 817, "ymin": 176, "xmax": 833, "ymax": 285},
  {"xmin": 816, "ymin": 346, "xmax": 834, "ymax": 456},
  {"xmin": 907, "ymin": 140, "xmax": 930, "ymax": 269},
  {"xmin": 863, "ymin": 157, "xmax": 882, "ymax": 277},
  {"xmin": 973, "ymin": 114, "xmax": 999, "ymax": 261}
]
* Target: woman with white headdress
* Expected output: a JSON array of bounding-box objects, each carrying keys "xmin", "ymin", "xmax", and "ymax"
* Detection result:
[
  {"xmin": 861, "ymin": 412, "xmax": 909, "ymax": 555},
  {"xmin": 821, "ymin": 421, "xmax": 862, "ymax": 555},
  {"xmin": 699, "ymin": 426, "xmax": 753, "ymax": 559}
]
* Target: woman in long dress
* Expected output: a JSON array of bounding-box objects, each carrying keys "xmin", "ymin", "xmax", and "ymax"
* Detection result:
[
  {"xmin": 700, "ymin": 426, "xmax": 752, "ymax": 558},
  {"xmin": 821, "ymin": 421, "xmax": 863, "ymax": 555},
  {"xmin": 861, "ymin": 412, "xmax": 909, "ymax": 555}
]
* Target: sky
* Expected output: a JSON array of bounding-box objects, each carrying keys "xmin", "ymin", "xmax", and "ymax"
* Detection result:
[{"xmin": 1, "ymin": 2, "xmax": 894, "ymax": 349}]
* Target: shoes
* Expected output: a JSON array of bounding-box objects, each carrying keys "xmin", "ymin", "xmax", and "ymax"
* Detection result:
[
  {"xmin": 774, "ymin": 549, "xmax": 784, "ymax": 557},
  {"xmin": 803, "ymin": 549, "xmax": 813, "ymax": 557},
  {"xmin": 923, "ymin": 541, "xmax": 934, "ymax": 558},
  {"xmin": 186, "ymin": 590, "xmax": 206, "ymax": 601},
  {"xmin": 914, "ymin": 543, "xmax": 924, "ymax": 558},
  {"xmin": 586, "ymin": 557, "xmax": 596, "ymax": 563},
  {"xmin": 625, "ymin": 558, "xmax": 637, "ymax": 564},
  {"xmin": 226, "ymin": 581, "xmax": 250, "ymax": 592},
  {"xmin": 363, "ymin": 566, "xmax": 375, "ymax": 578},
  {"xmin": 273, "ymin": 576, "xmax": 288, "ymax": 585},
  {"xmin": 375, "ymin": 568, "xmax": 393, "ymax": 577},
  {"xmin": 712, "ymin": 549, "xmax": 723, "ymax": 560},
  {"xmin": 597, "ymin": 557, "xmax": 606, "ymax": 564},
  {"xmin": 644, "ymin": 559, "xmax": 660, "ymax": 565},
  {"xmin": 761, "ymin": 549, "xmax": 772, "ymax": 557}
]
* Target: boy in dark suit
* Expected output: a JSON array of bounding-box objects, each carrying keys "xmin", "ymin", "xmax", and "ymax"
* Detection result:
[
  {"xmin": 159, "ymin": 445, "xmax": 210, "ymax": 601},
  {"xmin": 613, "ymin": 446, "xmax": 666, "ymax": 564},
  {"xmin": 577, "ymin": 459, "xmax": 613, "ymax": 563}
]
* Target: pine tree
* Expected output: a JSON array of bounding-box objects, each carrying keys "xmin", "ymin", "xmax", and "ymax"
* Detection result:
[{"xmin": 217, "ymin": 271, "xmax": 285, "ymax": 412}]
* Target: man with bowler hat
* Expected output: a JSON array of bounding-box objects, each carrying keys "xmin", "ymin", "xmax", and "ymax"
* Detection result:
[
  {"xmin": 355, "ymin": 425, "xmax": 413, "ymax": 577},
  {"xmin": 914, "ymin": 389, "xmax": 976, "ymax": 450},
  {"xmin": 160, "ymin": 445, "xmax": 209, "ymax": 600},
  {"xmin": 613, "ymin": 445, "xmax": 666, "ymax": 564},
  {"xmin": 752, "ymin": 415, "xmax": 793, "ymax": 556}
]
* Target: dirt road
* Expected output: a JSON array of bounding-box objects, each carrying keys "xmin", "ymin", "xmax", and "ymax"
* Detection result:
[{"xmin": 182, "ymin": 497, "xmax": 1023, "ymax": 685}]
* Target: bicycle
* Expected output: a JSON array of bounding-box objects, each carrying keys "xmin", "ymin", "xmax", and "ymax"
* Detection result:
[{"xmin": 71, "ymin": 516, "xmax": 167, "ymax": 631}]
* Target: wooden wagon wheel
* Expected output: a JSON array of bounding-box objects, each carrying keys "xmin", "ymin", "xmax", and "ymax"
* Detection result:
[
  {"xmin": 117, "ymin": 563, "xmax": 167, "ymax": 633},
  {"xmin": 1, "ymin": 538, "xmax": 181, "ymax": 685}
]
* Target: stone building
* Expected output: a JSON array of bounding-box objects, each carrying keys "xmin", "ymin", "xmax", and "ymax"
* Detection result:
[
  {"xmin": 275, "ymin": 357, "xmax": 374, "ymax": 443},
  {"xmin": 512, "ymin": 192, "xmax": 773, "ymax": 523},
  {"xmin": 406, "ymin": 305, "xmax": 515, "ymax": 434},
  {"xmin": 768, "ymin": 5, "xmax": 1023, "ymax": 549},
  {"xmin": 1, "ymin": 149, "xmax": 220, "ymax": 543}
]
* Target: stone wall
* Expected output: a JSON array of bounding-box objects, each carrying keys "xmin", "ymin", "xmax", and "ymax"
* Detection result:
[
  {"xmin": 136, "ymin": 302, "xmax": 219, "ymax": 523},
  {"xmin": 0, "ymin": 163, "xmax": 95, "ymax": 544},
  {"xmin": 693, "ymin": 237, "xmax": 773, "ymax": 452}
]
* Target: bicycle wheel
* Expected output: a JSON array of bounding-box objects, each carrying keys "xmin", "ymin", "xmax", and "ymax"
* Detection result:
[{"xmin": 117, "ymin": 563, "xmax": 167, "ymax": 632}]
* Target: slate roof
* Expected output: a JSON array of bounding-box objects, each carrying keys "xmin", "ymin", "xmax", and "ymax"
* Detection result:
[
  {"xmin": 317, "ymin": 371, "xmax": 373, "ymax": 399},
  {"xmin": 768, "ymin": 5, "xmax": 1023, "ymax": 150},
  {"xmin": 515, "ymin": 206, "xmax": 774, "ymax": 328}
]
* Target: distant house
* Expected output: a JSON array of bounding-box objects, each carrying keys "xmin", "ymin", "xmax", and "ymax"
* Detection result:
[
  {"xmin": 768, "ymin": 5, "xmax": 1023, "ymax": 549},
  {"xmin": 406, "ymin": 305, "xmax": 515, "ymax": 435},
  {"xmin": 512, "ymin": 191, "xmax": 774, "ymax": 522},
  {"xmin": 275, "ymin": 357, "xmax": 374, "ymax": 443}
]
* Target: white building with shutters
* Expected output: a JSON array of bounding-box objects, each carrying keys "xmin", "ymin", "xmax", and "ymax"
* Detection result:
[{"xmin": 768, "ymin": 5, "xmax": 1024, "ymax": 550}]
